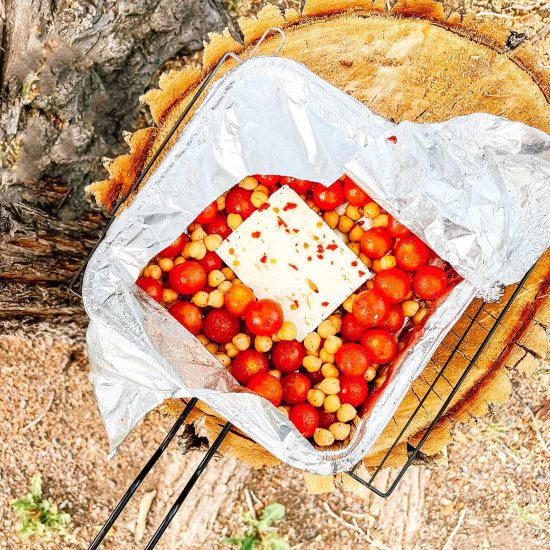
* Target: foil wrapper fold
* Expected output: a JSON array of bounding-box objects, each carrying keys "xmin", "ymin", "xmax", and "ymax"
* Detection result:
[{"xmin": 83, "ymin": 57, "xmax": 550, "ymax": 474}]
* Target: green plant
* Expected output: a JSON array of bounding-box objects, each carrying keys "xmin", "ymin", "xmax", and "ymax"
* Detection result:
[
  {"xmin": 222, "ymin": 502, "xmax": 290, "ymax": 550},
  {"xmin": 11, "ymin": 474, "xmax": 75, "ymax": 542}
]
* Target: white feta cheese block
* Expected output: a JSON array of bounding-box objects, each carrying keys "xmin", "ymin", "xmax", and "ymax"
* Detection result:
[{"xmin": 217, "ymin": 186, "xmax": 370, "ymax": 341}]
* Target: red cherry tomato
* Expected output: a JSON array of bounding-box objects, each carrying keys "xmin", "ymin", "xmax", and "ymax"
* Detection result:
[
  {"xmin": 289, "ymin": 403, "xmax": 319, "ymax": 438},
  {"xmin": 247, "ymin": 373, "xmax": 283, "ymax": 406},
  {"xmin": 318, "ymin": 410, "xmax": 338, "ymax": 430},
  {"xmin": 136, "ymin": 277, "xmax": 163, "ymax": 302},
  {"xmin": 271, "ymin": 340, "xmax": 306, "ymax": 373},
  {"xmin": 377, "ymin": 304, "xmax": 405, "ymax": 333},
  {"xmin": 224, "ymin": 284, "xmax": 256, "ymax": 317},
  {"xmin": 169, "ymin": 301, "xmax": 203, "ymax": 335},
  {"xmin": 305, "ymin": 368, "xmax": 324, "ymax": 386},
  {"xmin": 341, "ymin": 313, "xmax": 367, "ymax": 342},
  {"xmin": 169, "ymin": 261, "xmax": 206, "ymax": 295},
  {"xmin": 352, "ymin": 289, "xmax": 390, "ymax": 327},
  {"xmin": 195, "ymin": 201, "xmax": 218, "ymax": 224},
  {"xmin": 225, "ymin": 187, "xmax": 256, "ymax": 220},
  {"xmin": 413, "ymin": 265, "xmax": 448, "ymax": 300},
  {"xmin": 231, "ymin": 349, "xmax": 269, "ymax": 385},
  {"xmin": 387, "ymin": 215, "xmax": 411, "ymax": 237},
  {"xmin": 343, "ymin": 177, "xmax": 370, "ymax": 206},
  {"xmin": 338, "ymin": 376, "xmax": 369, "ymax": 407},
  {"xmin": 373, "ymin": 267, "xmax": 411, "ymax": 304},
  {"xmin": 394, "ymin": 235, "xmax": 430, "ymax": 271},
  {"xmin": 280, "ymin": 176, "xmax": 314, "ymax": 195},
  {"xmin": 335, "ymin": 343, "xmax": 370, "ymax": 377},
  {"xmin": 313, "ymin": 180, "xmax": 345, "ymax": 210},
  {"xmin": 203, "ymin": 308, "xmax": 240, "ymax": 343},
  {"xmin": 361, "ymin": 329, "xmax": 397, "ymax": 364},
  {"xmin": 158, "ymin": 234, "xmax": 187, "ymax": 258},
  {"xmin": 205, "ymin": 214, "xmax": 232, "ymax": 239},
  {"xmin": 255, "ymin": 174, "xmax": 280, "ymax": 187},
  {"xmin": 198, "ymin": 251, "xmax": 223, "ymax": 274},
  {"xmin": 360, "ymin": 227, "xmax": 393, "ymax": 259},
  {"xmin": 245, "ymin": 299, "xmax": 284, "ymax": 336},
  {"xmin": 281, "ymin": 372, "xmax": 311, "ymax": 405}
]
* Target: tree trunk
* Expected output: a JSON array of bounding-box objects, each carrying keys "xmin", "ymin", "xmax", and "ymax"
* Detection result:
[{"xmin": 0, "ymin": 0, "xmax": 233, "ymax": 323}]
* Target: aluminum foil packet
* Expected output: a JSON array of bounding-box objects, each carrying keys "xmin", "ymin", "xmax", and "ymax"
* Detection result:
[{"xmin": 83, "ymin": 57, "xmax": 550, "ymax": 475}]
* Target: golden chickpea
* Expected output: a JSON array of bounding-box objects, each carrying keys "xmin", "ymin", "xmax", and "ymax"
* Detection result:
[
  {"xmin": 338, "ymin": 215, "xmax": 354, "ymax": 233},
  {"xmin": 323, "ymin": 211, "xmax": 339, "ymax": 229},
  {"xmin": 313, "ymin": 428, "xmax": 335, "ymax": 447},
  {"xmin": 215, "ymin": 353, "xmax": 231, "ymax": 367},
  {"xmin": 225, "ymin": 342, "xmax": 239, "ymax": 358},
  {"xmin": 319, "ymin": 377, "xmax": 340, "ymax": 395},
  {"xmin": 304, "ymin": 332, "xmax": 321, "ymax": 353},
  {"xmin": 204, "ymin": 234, "xmax": 223, "ymax": 251},
  {"xmin": 337, "ymin": 403, "xmax": 357, "ymax": 423},
  {"xmin": 307, "ymin": 388, "xmax": 325, "ymax": 408},
  {"xmin": 324, "ymin": 335, "xmax": 342, "ymax": 355},
  {"xmin": 402, "ymin": 300, "xmax": 420, "ymax": 317},
  {"xmin": 191, "ymin": 227, "xmax": 207, "ymax": 241},
  {"xmin": 251, "ymin": 190, "xmax": 269, "ymax": 208},
  {"xmin": 216, "ymin": 195, "xmax": 226, "ymax": 210},
  {"xmin": 321, "ymin": 363, "xmax": 339, "ymax": 378},
  {"xmin": 329, "ymin": 422, "xmax": 351, "ymax": 441},
  {"xmin": 207, "ymin": 269, "xmax": 225, "ymax": 288},
  {"xmin": 182, "ymin": 242, "xmax": 192, "ymax": 259},
  {"xmin": 328, "ymin": 314, "xmax": 342, "ymax": 332},
  {"xmin": 323, "ymin": 394, "xmax": 341, "ymax": 413},
  {"xmin": 372, "ymin": 214, "xmax": 389, "ymax": 228},
  {"xmin": 317, "ymin": 319, "xmax": 337, "ymax": 339},
  {"xmin": 303, "ymin": 355, "xmax": 322, "ymax": 372},
  {"xmin": 349, "ymin": 225, "xmax": 364, "ymax": 243},
  {"xmin": 343, "ymin": 294, "xmax": 356, "ymax": 313},
  {"xmin": 271, "ymin": 333, "xmax": 280, "ymax": 343},
  {"xmin": 148, "ymin": 264, "xmax": 162, "ymax": 280},
  {"xmin": 371, "ymin": 259, "xmax": 382, "ymax": 273},
  {"xmin": 207, "ymin": 289, "xmax": 224, "ymax": 308},
  {"xmin": 348, "ymin": 242, "xmax": 361, "ymax": 255},
  {"xmin": 232, "ymin": 333, "xmax": 251, "ymax": 351},
  {"xmin": 255, "ymin": 184, "xmax": 269, "ymax": 194},
  {"xmin": 413, "ymin": 308, "xmax": 428, "ymax": 325},
  {"xmin": 191, "ymin": 291, "xmax": 209, "ymax": 308},
  {"xmin": 188, "ymin": 241, "xmax": 207, "ymax": 260},
  {"xmin": 345, "ymin": 204, "xmax": 361, "ymax": 221},
  {"xmin": 239, "ymin": 176, "xmax": 258, "ymax": 190},
  {"xmin": 227, "ymin": 213, "xmax": 243, "ymax": 230},
  {"xmin": 359, "ymin": 253, "xmax": 372, "ymax": 267},
  {"xmin": 364, "ymin": 201, "xmax": 381, "ymax": 218},
  {"xmin": 380, "ymin": 255, "xmax": 397, "ymax": 270},
  {"xmin": 277, "ymin": 406, "xmax": 289, "ymax": 418},
  {"xmin": 174, "ymin": 256, "xmax": 186, "ymax": 266},
  {"xmin": 364, "ymin": 366, "xmax": 377, "ymax": 382},
  {"xmin": 206, "ymin": 342, "xmax": 218, "ymax": 354},
  {"xmin": 218, "ymin": 280, "xmax": 232, "ymax": 293},
  {"xmin": 268, "ymin": 369, "xmax": 282, "ymax": 380},
  {"xmin": 254, "ymin": 335, "xmax": 273, "ymax": 353},
  {"xmin": 196, "ymin": 333, "xmax": 209, "ymax": 345},
  {"xmin": 221, "ymin": 267, "xmax": 236, "ymax": 280},
  {"xmin": 162, "ymin": 288, "xmax": 178, "ymax": 304},
  {"xmin": 277, "ymin": 321, "xmax": 298, "ymax": 341}
]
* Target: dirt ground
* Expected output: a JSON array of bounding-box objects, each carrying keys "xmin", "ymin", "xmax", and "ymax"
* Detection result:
[{"xmin": 1, "ymin": 1, "xmax": 549, "ymax": 549}]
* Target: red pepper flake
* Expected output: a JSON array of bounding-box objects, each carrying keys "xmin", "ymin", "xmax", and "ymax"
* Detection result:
[
  {"xmin": 251, "ymin": 231, "xmax": 261, "ymax": 238},
  {"xmin": 283, "ymin": 202, "xmax": 297, "ymax": 211},
  {"xmin": 351, "ymin": 260, "xmax": 358, "ymax": 267},
  {"xmin": 387, "ymin": 135, "xmax": 397, "ymax": 144},
  {"xmin": 277, "ymin": 215, "xmax": 288, "ymax": 228},
  {"xmin": 317, "ymin": 254, "xmax": 324, "ymax": 259},
  {"xmin": 289, "ymin": 263, "xmax": 298, "ymax": 271},
  {"xmin": 317, "ymin": 244, "xmax": 324, "ymax": 254},
  {"xmin": 260, "ymin": 254, "xmax": 267, "ymax": 264},
  {"xmin": 307, "ymin": 256, "xmax": 312, "ymax": 261},
  {"xmin": 321, "ymin": 301, "xmax": 329, "ymax": 307},
  {"xmin": 291, "ymin": 299, "xmax": 300, "ymax": 310},
  {"xmin": 358, "ymin": 270, "xmax": 366, "ymax": 276},
  {"xmin": 292, "ymin": 228, "xmax": 299, "ymax": 233},
  {"xmin": 259, "ymin": 202, "xmax": 270, "ymax": 211},
  {"xmin": 326, "ymin": 244, "xmax": 338, "ymax": 251}
]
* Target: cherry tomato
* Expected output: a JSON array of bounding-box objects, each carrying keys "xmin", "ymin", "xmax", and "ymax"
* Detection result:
[
  {"xmin": 169, "ymin": 301, "xmax": 202, "ymax": 335},
  {"xmin": 255, "ymin": 174, "xmax": 280, "ymax": 187},
  {"xmin": 169, "ymin": 261, "xmax": 206, "ymax": 295},
  {"xmin": 343, "ymin": 177, "xmax": 370, "ymax": 206},
  {"xmin": 205, "ymin": 214, "xmax": 232, "ymax": 239},
  {"xmin": 289, "ymin": 403, "xmax": 319, "ymax": 438},
  {"xmin": 352, "ymin": 289, "xmax": 390, "ymax": 327},
  {"xmin": 136, "ymin": 277, "xmax": 163, "ymax": 302},
  {"xmin": 158, "ymin": 234, "xmax": 187, "ymax": 258},
  {"xmin": 387, "ymin": 215, "xmax": 411, "ymax": 237},
  {"xmin": 245, "ymin": 299, "xmax": 284, "ymax": 336},
  {"xmin": 394, "ymin": 235, "xmax": 430, "ymax": 271},
  {"xmin": 413, "ymin": 265, "xmax": 448, "ymax": 300},
  {"xmin": 360, "ymin": 227, "xmax": 393, "ymax": 259},
  {"xmin": 281, "ymin": 372, "xmax": 311, "ymax": 404},
  {"xmin": 231, "ymin": 349, "xmax": 269, "ymax": 384},
  {"xmin": 195, "ymin": 201, "xmax": 218, "ymax": 224},
  {"xmin": 338, "ymin": 376, "xmax": 368, "ymax": 407},
  {"xmin": 341, "ymin": 312, "xmax": 367, "ymax": 342},
  {"xmin": 203, "ymin": 308, "xmax": 240, "ymax": 343},
  {"xmin": 224, "ymin": 284, "xmax": 256, "ymax": 317},
  {"xmin": 247, "ymin": 373, "xmax": 283, "ymax": 406},
  {"xmin": 280, "ymin": 176, "xmax": 314, "ymax": 195},
  {"xmin": 377, "ymin": 304, "xmax": 405, "ymax": 333},
  {"xmin": 335, "ymin": 343, "xmax": 370, "ymax": 377},
  {"xmin": 271, "ymin": 340, "xmax": 306, "ymax": 373},
  {"xmin": 305, "ymin": 368, "xmax": 324, "ymax": 386},
  {"xmin": 198, "ymin": 251, "xmax": 223, "ymax": 274},
  {"xmin": 225, "ymin": 187, "xmax": 256, "ymax": 220},
  {"xmin": 318, "ymin": 410, "xmax": 338, "ymax": 430},
  {"xmin": 313, "ymin": 180, "xmax": 344, "ymax": 210},
  {"xmin": 373, "ymin": 267, "xmax": 411, "ymax": 304},
  {"xmin": 361, "ymin": 329, "xmax": 397, "ymax": 364}
]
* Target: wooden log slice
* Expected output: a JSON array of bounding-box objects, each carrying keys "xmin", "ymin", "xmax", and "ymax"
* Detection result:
[{"xmin": 86, "ymin": 1, "xmax": 550, "ymax": 479}]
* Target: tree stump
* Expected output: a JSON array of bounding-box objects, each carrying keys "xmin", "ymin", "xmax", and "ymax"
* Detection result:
[{"xmin": 87, "ymin": 0, "xmax": 550, "ymax": 481}]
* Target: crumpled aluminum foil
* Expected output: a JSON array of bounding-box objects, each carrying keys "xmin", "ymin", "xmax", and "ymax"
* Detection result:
[{"xmin": 83, "ymin": 57, "xmax": 550, "ymax": 475}]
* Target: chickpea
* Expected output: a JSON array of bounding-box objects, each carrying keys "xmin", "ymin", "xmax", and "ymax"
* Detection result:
[
  {"xmin": 323, "ymin": 211, "xmax": 339, "ymax": 229},
  {"xmin": 319, "ymin": 348, "xmax": 335, "ymax": 364},
  {"xmin": 207, "ymin": 289, "xmax": 224, "ymax": 308},
  {"xmin": 364, "ymin": 201, "xmax": 381, "ymax": 218},
  {"xmin": 314, "ymin": 428, "xmax": 335, "ymax": 447},
  {"xmin": 348, "ymin": 242, "xmax": 361, "ymax": 255},
  {"xmin": 323, "ymin": 394, "xmax": 341, "ymax": 413},
  {"xmin": 192, "ymin": 291, "xmax": 209, "ymax": 308},
  {"xmin": 337, "ymin": 403, "xmax": 357, "ymax": 423},
  {"xmin": 304, "ymin": 332, "xmax": 321, "ymax": 353},
  {"xmin": 359, "ymin": 253, "xmax": 372, "ymax": 267},
  {"xmin": 204, "ymin": 234, "xmax": 223, "ymax": 251},
  {"xmin": 215, "ymin": 353, "xmax": 231, "ymax": 367},
  {"xmin": 218, "ymin": 280, "xmax": 232, "ymax": 293},
  {"xmin": 196, "ymin": 333, "xmax": 209, "ymax": 346},
  {"xmin": 380, "ymin": 255, "xmax": 397, "ymax": 270},
  {"xmin": 277, "ymin": 321, "xmax": 298, "ymax": 341},
  {"xmin": 232, "ymin": 333, "xmax": 251, "ymax": 351},
  {"xmin": 324, "ymin": 335, "xmax": 342, "ymax": 355},
  {"xmin": 254, "ymin": 335, "xmax": 273, "ymax": 353},
  {"xmin": 156, "ymin": 258, "xmax": 173, "ymax": 272},
  {"xmin": 364, "ymin": 365, "xmax": 377, "ymax": 382},
  {"xmin": 182, "ymin": 242, "xmax": 192, "ymax": 258},
  {"xmin": 148, "ymin": 264, "xmax": 162, "ymax": 280},
  {"xmin": 338, "ymin": 215, "xmax": 354, "ymax": 233},
  {"xmin": 343, "ymin": 294, "xmax": 356, "ymax": 313},
  {"xmin": 413, "ymin": 308, "xmax": 428, "ymax": 325},
  {"xmin": 225, "ymin": 342, "xmax": 239, "ymax": 358},
  {"xmin": 328, "ymin": 314, "xmax": 342, "ymax": 332},
  {"xmin": 319, "ymin": 377, "xmax": 340, "ymax": 395},
  {"xmin": 216, "ymin": 195, "xmax": 226, "ymax": 210},
  {"xmin": 345, "ymin": 204, "xmax": 361, "ymax": 221},
  {"xmin": 277, "ymin": 406, "xmax": 289, "ymax": 418},
  {"xmin": 162, "ymin": 288, "xmax": 178, "ymax": 304},
  {"xmin": 317, "ymin": 319, "xmax": 337, "ymax": 339},
  {"xmin": 371, "ymin": 259, "xmax": 382, "ymax": 273},
  {"xmin": 227, "ymin": 213, "xmax": 243, "ymax": 230},
  {"xmin": 349, "ymin": 225, "xmax": 364, "ymax": 242},
  {"xmin": 268, "ymin": 369, "xmax": 282, "ymax": 380},
  {"xmin": 251, "ymin": 190, "xmax": 269, "ymax": 208},
  {"xmin": 255, "ymin": 184, "xmax": 269, "ymax": 194},
  {"xmin": 206, "ymin": 342, "xmax": 218, "ymax": 354},
  {"xmin": 307, "ymin": 388, "xmax": 325, "ymax": 408},
  {"xmin": 188, "ymin": 241, "xmax": 207, "ymax": 260},
  {"xmin": 208, "ymin": 269, "xmax": 225, "ymax": 288},
  {"xmin": 221, "ymin": 267, "xmax": 236, "ymax": 280},
  {"xmin": 271, "ymin": 333, "xmax": 280, "ymax": 343},
  {"xmin": 402, "ymin": 300, "xmax": 419, "ymax": 317},
  {"xmin": 239, "ymin": 176, "xmax": 258, "ymax": 190},
  {"xmin": 174, "ymin": 256, "xmax": 186, "ymax": 266},
  {"xmin": 372, "ymin": 214, "xmax": 389, "ymax": 228},
  {"xmin": 191, "ymin": 227, "xmax": 207, "ymax": 241},
  {"xmin": 303, "ymin": 355, "xmax": 322, "ymax": 372},
  {"xmin": 321, "ymin": 363, "xmax": 339, "ymax": 378},
  {"xmin": 329, "ymin": 422, "xmax": 351, "ymax": 441}
]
